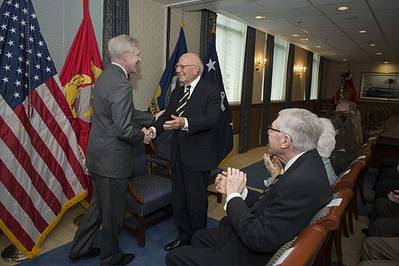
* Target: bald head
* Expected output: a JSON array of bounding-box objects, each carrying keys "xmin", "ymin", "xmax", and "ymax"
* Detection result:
[{"xmin": 176, "ymin": 53, "xmax": 204, "ymax": 85}]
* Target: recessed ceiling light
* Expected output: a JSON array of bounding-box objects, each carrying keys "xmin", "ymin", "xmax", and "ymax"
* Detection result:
[
  {"xmin": 376, "ymin": 52, "xmax": 382, "ymax": 55},
  {"xmin": 384, "ymin": 61, "xmax": 389, "ymax": 64},
  {"xmin": 337, "ymin": 6, "xmax": 350, "ymax": 11},
  {"xmin": 359, "ymin": 30, "xmax": 367, "ymax": 34},
  {"xmin": 254, "ymin": 15, "xmax": 266, "ymax": 20},
  {"xmin": 315, "ymin": 45, "xmax": 321, "ymax": 48},
  {"xmin": 370, "ymin": 43, "xmax": 376, "ymax": 47},
  {"xmin": 292, "ymin": 34, "xmax": 300, "ymax": 37},
  {"xmin": 342, "ymin": 58, "xmax": 348, "ymax": 62}
]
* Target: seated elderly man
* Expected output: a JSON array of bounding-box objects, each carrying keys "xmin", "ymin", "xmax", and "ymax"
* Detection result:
[{"xmin": 165, "ymin": 108, "xmax": 332, "ymax": 266}]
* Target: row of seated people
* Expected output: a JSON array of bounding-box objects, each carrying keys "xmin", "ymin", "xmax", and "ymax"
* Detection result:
[
  {"xmin": 359, "ymin": 159, "xmax": 399, "ymax": 265},
  {"xmin": 166, "ymin": 104, "xmax": 370, "ymax": 266},
  {"xmin": 126, "ymin": 101, "xmax": 372, "ymax": 265}
]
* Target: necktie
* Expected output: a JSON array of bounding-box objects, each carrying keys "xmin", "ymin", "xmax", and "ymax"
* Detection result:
[{"xmin": 176, "ymin": 85, "xmax": 191, "ymax": 116}]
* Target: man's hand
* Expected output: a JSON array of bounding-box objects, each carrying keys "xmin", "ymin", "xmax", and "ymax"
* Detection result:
[
  {"xmin": 225, "ymin": 167, "xmax": 247, "ymax": 195},
  {"xmin": 263, "ymin": 153, "xmax": 283, "ymax": 178},
  {"xmin": 388, "ymin": 190, "xmax": 399, "ymax": 204},
  {"xmin": 163, "ymin": 115, "xmax": 185, "ymax": 130},
  {"xmin": 142, "ymin": 127, "xmax": 152, "ymax": 144},
  {"xmin": 215, "ymin": 171, "xmax": 227, "ymax": 194}
]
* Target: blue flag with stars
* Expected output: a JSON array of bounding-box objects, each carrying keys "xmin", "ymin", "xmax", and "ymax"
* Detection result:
[
  {"xmin": 202, "ymin": 35, "xmax": 233, "ymax": 164},
  {"xmin": 150, "ymin": 27, "xmax": 187, "ymax": 114}
]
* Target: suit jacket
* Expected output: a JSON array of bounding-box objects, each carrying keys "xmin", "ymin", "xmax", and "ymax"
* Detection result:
[
  {"xmin": 153, "ymin": 78, "xmax": 221, "ymax": 171},
  {"xmin": 87, "ymin": 64, "xmax": 144, "ymax": 179},
  {"xmin": 225, "ymin": 150, "xmax": 332, "ymax": 254}
]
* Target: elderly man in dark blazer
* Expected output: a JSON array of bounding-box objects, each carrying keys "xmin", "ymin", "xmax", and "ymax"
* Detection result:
[
  {"xmin": 166, "ymin": 108, "xmax": 333, "ymax": 266},
  {"xmin": 150, "ymin": 53, "xmax": 221, "ymax": 251},
  {"xmin": 68, "ymin": 35, "xmax": 151, "ymax": 266}
]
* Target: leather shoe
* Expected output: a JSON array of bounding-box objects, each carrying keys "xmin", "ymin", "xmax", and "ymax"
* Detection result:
[
  {"xmin": 111, "ymin": 253, "xmax": 135, "ymax": 266},
  {"xmin": 69, "ymin": 247, "xmax": 100, "ymax": 260},
  {"xmin": 361, "ymin": 228, "xmax": 369, "ymax": 235},
  {"xmin": 164, "ymin": 239, "xmax": 189, "ymax": 251}
]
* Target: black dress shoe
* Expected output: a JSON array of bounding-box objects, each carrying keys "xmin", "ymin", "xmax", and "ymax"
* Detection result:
[
  {"xmin": 69, "ymin": 247, "xmax": 100, "ymax": 260},
  {"xmin": 361, "ymin": 228, "xmax": 369, "ymax": 235},
  {"xmin": 164, "ymin": 239, "xmax": 189, "ymax": 251},
  {"xmin": 111, "ymin": 253, "xmax": 135, "ymax": 266}
]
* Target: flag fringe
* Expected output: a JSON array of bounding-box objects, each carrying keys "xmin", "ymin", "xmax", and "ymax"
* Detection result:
[{"xmin": 0, "ymin": 190, "xmax": 88, "ymax": 258}]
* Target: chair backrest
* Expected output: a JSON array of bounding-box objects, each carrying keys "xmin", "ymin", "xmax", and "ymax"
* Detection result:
[
  {"xmin": 273, "ymin": 224, "xmax": 327, "ymax": 266},
  {"xmin": 152, "ymin": 130, "xmax": 173, "ymax": 161},
  {"xmin": 132, "ymin": 142, "xmax": 149, "ymax": 177},
  {"xmin": 310, "ymin": 188, "xmax": 353, "ymax": 231},
  {"xmin": 332, "ymin": 159, "xmax": 365, "ymax": 193}
]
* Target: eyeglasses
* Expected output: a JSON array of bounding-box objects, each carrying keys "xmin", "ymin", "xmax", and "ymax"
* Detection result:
[
  {"xmin": 267, "ymin": 125, "xmax": 284, "ymax": 134},
  {"xmin": 175, "ymin": 64, "xmax": 197, "ymax": 69}
]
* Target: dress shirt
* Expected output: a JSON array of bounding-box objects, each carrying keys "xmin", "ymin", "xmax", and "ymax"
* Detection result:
[{"xmin": 151, "ymin": 75, "xmax": 201, "ymax": 137}]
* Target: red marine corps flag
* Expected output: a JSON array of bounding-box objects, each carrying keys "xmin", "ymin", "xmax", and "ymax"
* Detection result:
[
  {"xmin": 0, "ymin": 0, "xmax": 87, "ymax": 257},
  {"xmin": 60, "ymin": 0, "xmax": 103, "ymax": 156}
]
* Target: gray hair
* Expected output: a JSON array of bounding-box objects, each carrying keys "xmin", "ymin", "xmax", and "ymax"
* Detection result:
[
  {"xmin": 107, "ymin": 35, "xmax": 138, "ymax": 60},
  {"xmin": 277, "ymin": 108, "xmax": 323, "ymax": 152},
  {"xmin": 317, "ymin": 118, "xmax": 336, "ymax": 158}
]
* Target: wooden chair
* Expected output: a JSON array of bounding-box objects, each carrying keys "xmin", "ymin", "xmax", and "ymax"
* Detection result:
[
  {"xmin": 312, "ymin": 188, "xmax": 354, "ymax": 266},
  {"xmin": 124, "ymin": 142, "xmax": 173, "ymax": 247},
  {"xmin": 268, "ymin": 224, "xmax": 327, "ymax": 266}
]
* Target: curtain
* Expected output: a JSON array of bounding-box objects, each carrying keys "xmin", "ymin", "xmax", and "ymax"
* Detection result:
[
  {"xmin": 200, "ymin": 9, "xmax": 217, "ymax": 61},
  {"xmin": 284, "ymin": 43, "xmax": 295, "ymax": 108},
  {"xmin": 305, "ymin": 51, "xmax": 313, "ymax": 109},
  {"xmin": 102, "ymin": 0, "xmax": 129, "ymax": 65},
  {"xmin": 260, "ymin": 34, "xmax": 274, "ymax": 145},
  {"xmin": 238, "ymin": 26, "xmax": 256, "ymax": 153}
]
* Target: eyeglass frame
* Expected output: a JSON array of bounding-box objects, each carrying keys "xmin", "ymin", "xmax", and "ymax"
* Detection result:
[
  {"xmin": 175, "ymin": 64, "xmax": 198, "ymax": 70},
  {"xmin": 267, "ymin": 125, "xmax": 286, "ymax": 135}
]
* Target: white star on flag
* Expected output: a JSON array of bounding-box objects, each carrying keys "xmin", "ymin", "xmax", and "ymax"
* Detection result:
[{"xmin": 206, "ymin": 58, "xmax": 216, "ymax": 72}]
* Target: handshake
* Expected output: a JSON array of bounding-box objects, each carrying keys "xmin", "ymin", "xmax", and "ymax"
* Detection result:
[{"xmin": 141, "ymin": 127, "xmax": 154, "ymax": 144}]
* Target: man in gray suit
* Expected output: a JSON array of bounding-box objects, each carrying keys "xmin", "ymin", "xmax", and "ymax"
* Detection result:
[{"xmin": 68, "ymin": 35, "xmax": 151, "ymax": 266}]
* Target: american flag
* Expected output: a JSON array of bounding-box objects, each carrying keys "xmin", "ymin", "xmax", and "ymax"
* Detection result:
[{"xmin": 0, "ymin": 0, "xmax": 87, "ymax": 257}]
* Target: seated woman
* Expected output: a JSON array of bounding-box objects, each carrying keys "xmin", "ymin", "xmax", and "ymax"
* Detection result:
[
  {"xmin": 317, "ymin": 118, "xmax": 338, "ymax": 185},
  {"xmin": 327, "ymin": 111, "xmax": 360, "ymax": 175}
]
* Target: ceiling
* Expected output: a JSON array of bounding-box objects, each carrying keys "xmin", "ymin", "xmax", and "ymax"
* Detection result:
[{"xmin": 154, "ymin": 0, "xmax": 399, "ymax": 64}]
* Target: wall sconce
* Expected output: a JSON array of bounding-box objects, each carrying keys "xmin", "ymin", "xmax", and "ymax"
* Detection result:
[
  {"xmin": 255, "ymin": 57, "xmax": 267, "ymax": 71},
  {"xmin": 294, "ymin": 65, "xmax": 307, "ymax": 78}
]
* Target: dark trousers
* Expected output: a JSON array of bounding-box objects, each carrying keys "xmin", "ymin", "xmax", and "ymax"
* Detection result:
[
  {"xmin": 166, "ymin": 226, "xmax": 271, "ymax": 266},
  {"xmin": 69, "ymin": 174, "xmax": 128, "ymax": 266},
  {"xmin": 368, "ymin": 198, "xmax": 399, "ymax": 237},
  {"xmin": 172, "ymin": 154, "xmax": 210, "ymax": 241}
]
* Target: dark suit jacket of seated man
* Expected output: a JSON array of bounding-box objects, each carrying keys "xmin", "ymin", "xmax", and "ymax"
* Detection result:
[{"xmin": 166, "ymin": 108, "xmax": 333, "ymax": 266}]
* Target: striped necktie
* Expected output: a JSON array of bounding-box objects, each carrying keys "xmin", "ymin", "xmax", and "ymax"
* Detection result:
[{"xmin": 176, "ymin": 85, "xmax": 191, "ymax": 116}]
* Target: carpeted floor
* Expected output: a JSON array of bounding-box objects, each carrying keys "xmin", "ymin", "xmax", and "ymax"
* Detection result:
[{"xmin": 17, "ymin": 217, "xmax": 218, "ymax": 266}]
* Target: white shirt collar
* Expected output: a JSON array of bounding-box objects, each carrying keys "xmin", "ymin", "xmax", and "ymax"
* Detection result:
[
  {"xmin": 111, "ymin": 62, "xmax": 128, "ymax": 79},
  {"xmin": 284, "ymin": 151, "xmax": 306, "ymax": 171},
  {"xmin": 185, "ymin": 75, "xmax": 201, "ymax": 96}
]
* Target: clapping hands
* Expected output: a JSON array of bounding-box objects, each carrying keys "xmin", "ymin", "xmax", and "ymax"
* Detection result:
[
  {"xmin": 263, "ymin": 153, "xmax": 284, "ymax": 178},
  {"xmin": 215, "ymin": 167, "xmax": 247, "ymax": 196}
]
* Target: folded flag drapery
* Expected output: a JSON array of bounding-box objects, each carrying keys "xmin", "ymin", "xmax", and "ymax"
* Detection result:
[
  {"xmin": 0, "ymin": 0, "xmax": 87, "ymax": 257},
  {"xmin": 150, "ymin": 27, "xmax": 187, "ymax": 114},
  {"xmin": 60, "ymin": 0, "xmax": 103, "ymax": 201},
  {"xmin": 201, "ymin": 35, "xmax": 233, "ymax": 164}
]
